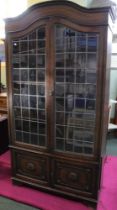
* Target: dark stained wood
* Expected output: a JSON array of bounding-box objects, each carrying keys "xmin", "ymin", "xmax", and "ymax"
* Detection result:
[
  {"xmin": 0, "ymin": 116, "xmax": 9, "ymax": 154},
  {"xmin": 5, "ymin": 0, "xmax": 116, "ymax": 205}
]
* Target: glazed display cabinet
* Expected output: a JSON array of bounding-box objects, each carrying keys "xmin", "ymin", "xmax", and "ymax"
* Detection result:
[{"xmin": 5, "ymin": 0, "xmax": 116, "ymax": 204}]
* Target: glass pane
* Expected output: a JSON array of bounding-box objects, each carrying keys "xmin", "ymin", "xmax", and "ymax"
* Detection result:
[
  {"xmin": 56, "ymin": 54, "xmax": 64, "ymax": 67},
  {"xmin": 38, "ymin": 40, "xmax": 45, "ymax": 53},
  {"xmin": 37, "ymin": 55, "xmax": 45, "ymax": 68},
  {"xmin": 54, "ymin": 24, "xmax": 98, "ymax": 155},
  {"xmin": 38, "ymin": 85, "xmax": 45, "ymax": 96},
  {"xmin": 38, "ymin": 28, "xmax": 45, "ymax": 39},
  {"xmin": 12, "ymin": 27, "xmax": 46, "ymax": 148},
  {"xmin": 14, "ymin": 108, "xmax": 21, "ymax": 118},
  {"xmin": 66, "ymin": 69, "xmax": 74, "ymax": 83},
  {"xmin": 30, "ymin": 109, "xmax": 37, "ymax": 119},
  {"xmin": 13, "ymin": 83, "xmax": 20, "ymax": 94},
  {"xmin": 29, "ymin": 69, "xmax": 36, "ymax": 81},
  {"xmin": 37, "ymin": 69, "xmax": 45, "ymax": 82},
  {"xmin": 21, "ymin": 55, "xmax": 28, "ymax": 67},
  {"xmin": 29, "ymin": 85, "xmax": 36, "ymax": 95},
  {"xmin": 38, "ymin": 97, "xmax": 45, "ymax": 109},
  {"xmin": 87, "ymin": 36, "xmax": 97, "ymax": 52},
  {"xmin": 13, "ymin": 41, "xmax": 19, "ymax": 54},
  {"xmin": 29, "ymin": 55, "xmax": 36, "ymax": 68},
  {"xmin": 77, "ymin": 36, "xmax": 86, "ymax": 52},
  {"xmin": 21, "ymin": 69, "xmax": 28, "ymax": 81},
  {"xmin": 12, "ymin": 55, "xmax": 20, "ymax": 68},
  {"xmin": 56, "ymin": 69, "xmax": 64, "ymax": 82},
  {"xmin": 12, "ymin": 69, "xmax": 20, "ymax": 81},
  {"xmin": 22, "ymin": 108, "xmax": 29, "ymax": 119},
  {"xmin": 13, "ymin": 95, "xmax": 20, "ymax": 107},
  {"xmin": 30, "ymin": 96, "xmax": 37, "ymax": 108},
  {"xmin": 20, "ymin": 39, "xmax": 28, "ymax": 54},
  {"xmin": 21, "ymin": 84, "xmax": 28, "ymax": 95}
]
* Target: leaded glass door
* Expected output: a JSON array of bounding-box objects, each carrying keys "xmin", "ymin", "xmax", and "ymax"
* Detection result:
[
  {"xmin": 54, "ymin": 24, "xmax": 98, "ymax": 156},
  {"xmin": 12, "ymin": 26, "xmax": 47, "ymax": 147}
]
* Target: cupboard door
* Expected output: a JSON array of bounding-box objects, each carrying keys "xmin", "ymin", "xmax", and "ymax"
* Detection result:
[
  {"xmin": 51, "ymin": 159, "xmax": 98, "ymax": 198},
  {"xmin": 12, "ymin": 27, "xmax": 47, "ymax": 147},
  {"xmin": 54, "ymin": 24, "xmax": 99, "ymax": 156}
]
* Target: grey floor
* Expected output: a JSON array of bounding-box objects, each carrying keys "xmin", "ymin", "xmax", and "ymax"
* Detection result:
[{"xmin": 106, "ymin": 132, "xmax": 117, "ymax": 155}]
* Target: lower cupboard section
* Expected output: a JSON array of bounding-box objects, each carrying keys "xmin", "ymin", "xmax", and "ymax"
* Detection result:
[
  {"xmin": 51, "ymin": 159, "xmax": 99, "ymax": 199},
  {"xmin": 12, "ymin": 149, "xmax": 100, "ymax": 202}
]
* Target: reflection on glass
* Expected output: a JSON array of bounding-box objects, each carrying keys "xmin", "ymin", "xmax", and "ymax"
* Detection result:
[
  {"xmin": 87, "ymin": 54, "xmax": 97, "ymax": 69},
  {"xmin": 14, "ymin": 108, "xmax": 21, "ymax": 118},
  {"xmin": 29, "ymin": 41, "xmax": 36, "ymax": 54},
  {"xmin": 56, "ymin": 38, "xmax": 64, "ymax": 53},
  {"xmin": 16, "ymin": 131, "xmax": 22, "ymax": 141},
  {"xmin": 38, "ymin": 110, "xmax": 45, "ymax": 121},
  {"xmin": 56, "ymin": 111, "xmax": 64, "ymax": 125},
  {"xmin": 30, "ymin": 109, "xmax": 37, "ymax": 119},
  {"xmin": 21, "ymin": 84, "xmax": 28, "ymax": 95},
  {"xmin": 88, "ymin": 36, "xmax": 97, "ymax": 52},
  {"xmin": 22, "ymin": 108, "xmax": 29, "ymax": 119},
  {"xmin": 38, "ymin": 28, "xmax": 45, "ymax": 39},
  {"xmin": 20, "ymin": 40, "xmax": 28, "ymax": 54},
  {"xmin": 38, "ymin": 40, "xmax": 45, "ymax": 53},
  {"xmin": 22, "ymin": 132, "xmax": 30, "ymax": 143},
  {"xmin": 87, "ymin": 72, "xmax": 96, "ymax": 84},
  {"xmin": 77, "ymin": 36, "xmax": 86, "ymax": 52},
  {"xmin": 55, "ymin": 84, "xmax": 64, "ymax": 97},
  {"xmin": 56, "ymin": 138, "xmax": 64, "ymax": 150},
  {"xmin": 30, "ymin": 96, "xmax": 37, "ymax": 108},
  {"xmin": 38, "ymin": 97, "xmax": 45, "ymax": 109},
  {"xmin": 86, "ymin": 99, "xmax": 95, "ymax": 111},
  {"xmin": 66, "ymin": 69, "xmax": 74, "ymax": 83},
  {"xmin": 37, "ymin": 69, "xmax": 45, "ymax": 81},
  {"xmin": 21, "ymin": 69, "xmax": 28, "ymax": 81},
  {"xmin": 39, "ymin": 123, "xmax": 45, "ymax": 134},
  {"xmin": 75, "ymin": 98, "xmax": 85, "ymax": 110},
  {"xmin": 23, "ymin": 120, "xmax": 30, "ymax": 132},
  {"xmin": 29, "ymin": 55, "xmax": 36, "ymax": 68},
  {"xmin": 21, "ymin": 55, "xmax": 28, "ymax": 67},
  {"xmin": 12, "ymin": 69, "xmax": 20, "ymax": 81},
  {"xmin": 65, "ymin": 95, "xmax": 74, "ymax": 111},
  {"xmin": 56, "ymin": 98, "xmax": 64, "ymax": 111},
  {"xmin": 66, "ymin": 36, "xmax": 75, "ymax": 52},
  {"xmin": 76, "ymin": 70, "xmax": 85, "ymax": 83},
  {"xmin": 39, "ymin": 135, "xmax": 46, "ymax": 146},
  {"xmin": 13, "ymin": 41, "xmax": 19, "ymax": 54},
  {"xmin": 76, "ymin": 54, "xmax": 86, "ymax": 69},
  {"xmin": 86, "ymin": 84, "xmax": 96, "ymax": 98},
  {"xmin": 29, "ymin": 69, "xmax": 36, "ymax": 81},
  {"xmin": 56, "ymin": 54, "xmax": 64, "ymax": 67},
  {"xmin": 30, "ymin": 85, "xmax": 36, "ymax": 95},
  {"xmin": 55, "ymin": 24, "xmax": 98, "ymax": 155},
  {"xmin": 38, "ymin": 85, "xmax": 45, "ymax": 96},
  {"xmin": 13, "ymin": 83, "xmax": 20, "ymax": 94},
  {"xmin": 75, "ymin": 84, "xmax": 85, "ymax": 98},
  {"xmin": 21, "ymin": 95, "xmax": 28, "ymax": 107},
  {"xmin": 56, "ymin": 69, "xmax": 64, "ymax": 82},
  {"xmin": 30, "ymin": 121, "xmax": 38, "ymax": 133},
  {"xmin": 13, "ymin": 95, "xmax": 20, "ymax": 107},
  {"xmin": 12, "ymin": 27, "xmax": 46, "ymax": 147},
  {"xmin": 29, "ymin": 31, "xmax": 36, "ymax": 40},
  {"xmin": 12, "ymin": 55, "xmax": 20, "ymax": 68},
  {"xmin": 15, "ymin": 119, "xmax": 22, "ymax": 130},
  {"xmin": 66, "ymin": 53, "xmax": 75, "ymax": 68},
  {"xmin": 37, "ymin": 55, "xmax": 45, "ymax": 68},
  {"xmin": 56, "ymin": 126, "xmax": 64, "ymax": 138}
]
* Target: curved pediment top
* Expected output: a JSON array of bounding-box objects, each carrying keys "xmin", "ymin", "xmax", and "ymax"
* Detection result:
[{"xmin": 5, "ymin": 0, "xmax": 116, "ymax": 33}]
